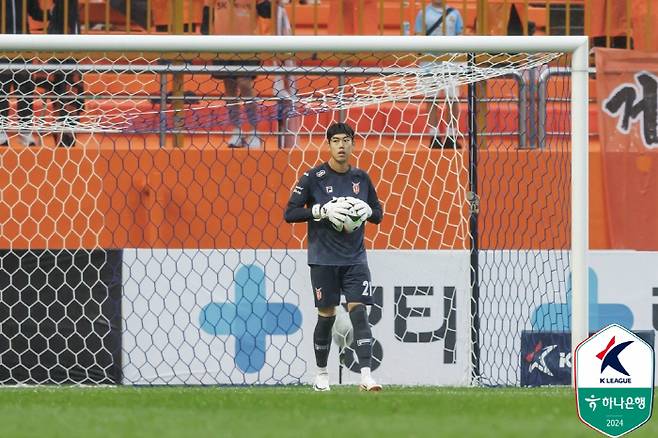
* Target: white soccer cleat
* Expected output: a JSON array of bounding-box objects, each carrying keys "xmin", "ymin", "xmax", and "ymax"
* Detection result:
[
  {"xmin": 242, "ymin": 134, "xmax": 263, "ymax": 149},
  {"xmin": 227, "ymin": 128, "xmax": 242, "ymax": 147},
  {"xmin": 359, "ymin": 376, "xmax": 382, "ymax": 392},
  {"xmin": 19, "ymin": 132, "xmax": 36, "ymax": 146},
  {"xmin": 313, "ymin": 373, "xmax": 330, "ymax": 392}
]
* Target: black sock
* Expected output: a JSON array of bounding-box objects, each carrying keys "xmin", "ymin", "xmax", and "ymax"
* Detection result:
[
  {"xmin": 349, "ymin": 305, "xmax": 372, "ymax": 369},
  {"xmin": 313, "ymin": 315, "xmax": 335, "ymax": 368}
]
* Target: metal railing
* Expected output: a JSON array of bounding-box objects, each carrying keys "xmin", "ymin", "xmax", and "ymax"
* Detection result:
[{"xmin": 537, "ymin": 66, "xmax": 596, "ymax": 149}]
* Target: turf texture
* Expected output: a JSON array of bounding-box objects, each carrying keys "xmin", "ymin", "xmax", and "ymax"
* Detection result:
[{"xmin": 0, "ymin": 386, "xmax": 655, "ymax": 437}]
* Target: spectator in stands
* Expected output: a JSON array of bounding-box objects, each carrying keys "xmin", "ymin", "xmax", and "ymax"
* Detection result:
[
  {"xmin": 0, "ymin": 0, "xmax": 44, "ymax": 146},
  {"xmin": 202, "ymin": 0, "xmax": 268, "ymax": 148},
  {"xmin": 415, "ymin": 0, "xmax": 464, "ymax": 149},
  {"xmin": 266, "ymin": 0, "xmax": 299, "ymax": 148},
  {"xmin": 46, "ymin": 0, "xmax": 84, "ymax": 147}
]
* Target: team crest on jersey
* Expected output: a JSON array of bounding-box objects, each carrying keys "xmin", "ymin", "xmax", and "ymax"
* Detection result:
[
  {"xmin": 352, "ymin": 181, "xmax": 360, "ymax": 194},
  {"xmin": 315, "ymin": 287, "xmax": 322, "ymax": 300},
  {"xmin": 325, "ymin": 186, "xmax": 333, "ymax": 194}
]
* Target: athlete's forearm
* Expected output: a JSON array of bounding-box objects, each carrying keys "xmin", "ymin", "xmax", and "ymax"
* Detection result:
[
  {"xmin": 284, "ymin": 206, "xmax": 313, "ymax": 223},
  {"xmin": 367, "ymin": 206, "xmax": 383, "ymax": 224}
]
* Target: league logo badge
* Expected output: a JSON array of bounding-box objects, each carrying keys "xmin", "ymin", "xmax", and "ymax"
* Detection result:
[{"xmin": 575, "ymin": 324, "xmax": 654, "ymax": 437}]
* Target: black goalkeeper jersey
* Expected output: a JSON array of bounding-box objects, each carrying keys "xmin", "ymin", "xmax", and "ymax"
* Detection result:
[{"xmin": 284, "ymin": 162, "xmax": 383, "ymax": 266}]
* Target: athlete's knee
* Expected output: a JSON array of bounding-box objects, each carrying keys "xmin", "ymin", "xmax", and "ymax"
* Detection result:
[
  {"xmin": 348, "ymin": 303, "xmax": 369, "ymax": 326},
  {"xmin": 317, "ymin": 306, "xmax": 336, "ymax": 318},
  {"xmin": 346, "ymin": 302, "xmax": 365, "ymax": 313}
]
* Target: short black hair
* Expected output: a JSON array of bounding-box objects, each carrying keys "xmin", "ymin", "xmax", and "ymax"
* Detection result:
[{"xmin": 326, "ymin": 122, "xmax": 355, "ymax": 141}]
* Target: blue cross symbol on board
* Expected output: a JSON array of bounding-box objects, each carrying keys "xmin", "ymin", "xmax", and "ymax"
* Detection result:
[
  {"xmin": 199, "ymin": 264, "xmax": 303, "ymax": 373},
  {"xmin": 531, "ymin": 268, "xmax": 634, "ymax": 331}
]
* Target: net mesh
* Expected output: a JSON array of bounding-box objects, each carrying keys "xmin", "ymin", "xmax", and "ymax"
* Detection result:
[
  {"xmin": 0, "ymin": 44, "xmax": 571, "ymax": 385},
  {"xmin": 475, "ymin": 57, "xmax": 572, "ymax": 386}
]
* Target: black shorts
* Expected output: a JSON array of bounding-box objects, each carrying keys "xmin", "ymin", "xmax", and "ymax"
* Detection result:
[
  {"xmin": 211, "ymin": 59, "xmax": 260, "ymax": 79},
  {"xmin": 309, "ymin": 264, "xmax": 373, "ymax": 308}
]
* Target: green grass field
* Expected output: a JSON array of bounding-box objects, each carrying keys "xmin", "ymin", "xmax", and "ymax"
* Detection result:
[{"xmin": 0, "ymin": 386, "xmax": 654, "ymax": 438}]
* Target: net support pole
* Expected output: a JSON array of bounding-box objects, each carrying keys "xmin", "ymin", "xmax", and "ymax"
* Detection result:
[
  {"xmin": 570, "ymin": 39, "xmax": 589, "ymax": 385},
  {"xmin": 467, "ymin": 52, "xmax": 481, "ymax": 385},
  {"xmin": 172, "ymin": 0, "xmax": 185, "ymax": 148}
]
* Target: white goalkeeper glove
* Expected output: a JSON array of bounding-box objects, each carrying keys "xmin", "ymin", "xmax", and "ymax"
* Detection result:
[
  {"xmin": 350, "ymin": 198, "xmax": 372, "ymax": 222},
  {"xmin": 312, "ymin": 198, "xmax": 351, "ymax": 228}
]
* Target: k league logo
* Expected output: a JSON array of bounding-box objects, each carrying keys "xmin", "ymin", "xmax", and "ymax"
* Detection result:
[
  {"xmin": 597, "ymin": 336, "xmax": 633, "ymax": 380},
  {"xmin": 520, "ymin": 333, "xmax": 573, "ymax": 385},
  {"xmin": 575, "ymin": 324, "xmax": 655, "ymax": 437},
  {"xmin": 525, "ymin": 342, "xmax": 558, "ymax": 376}
]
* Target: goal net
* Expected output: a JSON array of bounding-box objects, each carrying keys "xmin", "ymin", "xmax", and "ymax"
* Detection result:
[{"xmin": 0, "ymin": 35, "xmax": 588, "ymax": 386}]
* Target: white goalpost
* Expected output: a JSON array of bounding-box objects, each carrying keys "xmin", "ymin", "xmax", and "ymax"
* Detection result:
[{"xmin": 0, "ymin": 34, "xmax": 588, "ymax": 386}]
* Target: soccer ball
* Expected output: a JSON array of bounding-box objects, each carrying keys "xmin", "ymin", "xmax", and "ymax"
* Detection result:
[
  {"xmin": 331, "ymin": 311, "xmax": 354, "ymax": 350},
  {"xmin": 341, "ymin": 202, "xmax": 364, "ymax": 234},
  {"xmin": 328, "ymin": 198, "xmax": 364, "ymax": 233}
]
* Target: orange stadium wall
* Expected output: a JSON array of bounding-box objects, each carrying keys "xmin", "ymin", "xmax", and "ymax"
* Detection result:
[{"xmin": 0, "ymin": 146, "xmax": 611, "ymax": 251}]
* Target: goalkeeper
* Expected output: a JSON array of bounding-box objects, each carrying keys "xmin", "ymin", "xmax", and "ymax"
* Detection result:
[{"xmin": 284, "ymin": 122, "xmax": 383, "ymax": 392}]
